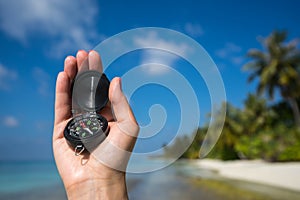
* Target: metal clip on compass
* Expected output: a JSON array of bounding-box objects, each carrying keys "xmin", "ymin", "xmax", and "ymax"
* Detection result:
[{"xmin": 64, "ymin": 70, "xmax": 110, "ymax": 156}]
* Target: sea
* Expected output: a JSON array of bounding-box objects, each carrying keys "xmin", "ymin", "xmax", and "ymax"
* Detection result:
[
  {"xmin": 1, "ymin": 159, "xmax": 300, "ymax": 200},
  {"xmin": 0, "ymin": 161, "xmax": 66, "ymax": 199}
]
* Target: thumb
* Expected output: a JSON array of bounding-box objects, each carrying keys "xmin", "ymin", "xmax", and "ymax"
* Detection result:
[{"xmin": 109, "ymin": 77, "xmax": 139, "ymax": 138}]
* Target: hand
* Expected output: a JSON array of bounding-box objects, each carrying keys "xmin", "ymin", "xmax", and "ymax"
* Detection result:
[{"xmin": 53, "ymin": 50, "xmax": 139, "ymax": 199}]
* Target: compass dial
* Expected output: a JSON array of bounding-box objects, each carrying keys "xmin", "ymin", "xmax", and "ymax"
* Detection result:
[{"xmin": 69, "ymin": 117, "xmax": 102, "ymax": 138}]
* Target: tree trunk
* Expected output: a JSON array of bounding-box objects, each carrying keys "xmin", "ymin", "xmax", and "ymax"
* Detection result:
[{"xmin": 287, "ymin": 97, "xmax": 300, "ymax": 128}]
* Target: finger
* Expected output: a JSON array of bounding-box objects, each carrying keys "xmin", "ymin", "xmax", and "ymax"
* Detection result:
[
  {"xmin": 92, "ymin": 78, "xmax": 139, "ymax": 171},
  {"xmin": 54, "ymin": 72, "xmax": 71, "ymax": 126},
  {"xmin": 109, "ymin": 77, "xmax": 139, "ymax": 138},
  {"xmin": 64, "ymin": 56, "xmax": 77, "ymax": 81},
  {"xmin": 100, "ymin": 102, "xmax": 114, "ymax": 122},
  {"xmin": 88, "ymin": 50, "xmax": 103, "ymax": 72},
  {"xmin": 76, "ymin": 50, "xmax": 89, "ymax": 72}
]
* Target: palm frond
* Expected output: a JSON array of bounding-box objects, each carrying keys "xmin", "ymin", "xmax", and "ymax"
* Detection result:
[
  {"xmin": 247, "ymin": 72, "xmax": 258, "ymax": 83},
  {"xmin": 246, "ymin": 30, "xmax": 300, "ymax": 101},
  {"xmin": 247, "ymin": 49, "xmax": 267, "ymax": 60},
  {"xmin": 257, "ymin": 82, "xmax": 265, "ymax": 96}
]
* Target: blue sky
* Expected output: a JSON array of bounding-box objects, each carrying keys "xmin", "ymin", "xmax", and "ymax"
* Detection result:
[{"xmin": 0, "ymin": 0, "xmax": 299, "ymax": 160}]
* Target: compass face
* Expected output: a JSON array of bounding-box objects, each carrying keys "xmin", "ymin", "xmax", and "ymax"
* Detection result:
[
  {"xmin": 64, "ymin": 113, "xmax": 109, "ymax": 152},
  {"xmin": 68, "ymin": 117, "xmax": 102, "ymax": 139}
]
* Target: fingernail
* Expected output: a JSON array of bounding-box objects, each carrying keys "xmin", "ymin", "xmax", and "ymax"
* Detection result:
[
  {"xmin": 76, "ymin": 50, "xmax": 85, "ymax": 56},
  {"xmin": 64, "ymin": 56, "xmax": 71, "ymax": 63},
  {"xmin": 88, "ymin": 50, "xmax": 96, "ymax": 56}
]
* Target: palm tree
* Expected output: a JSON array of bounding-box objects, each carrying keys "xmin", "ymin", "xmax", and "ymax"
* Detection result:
[{"xmin": 244, "ymin": 30, "xmax": 300, "ymax": 128}]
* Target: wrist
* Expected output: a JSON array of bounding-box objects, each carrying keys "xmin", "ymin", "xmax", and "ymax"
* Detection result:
[{"xmin": 65, "ymin": 176, "xmax": 128, "ymax": 200}]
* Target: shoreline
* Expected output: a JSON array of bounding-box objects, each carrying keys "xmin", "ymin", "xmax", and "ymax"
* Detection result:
[
  {"xmin": 196, "ymin": 159, "xmax": 300, "ymax": 192},
  {"xmin": 1, "ymin": 160, "xmax": 299, "ymax": 200}
]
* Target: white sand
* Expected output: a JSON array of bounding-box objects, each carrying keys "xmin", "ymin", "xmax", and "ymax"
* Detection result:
[{"xmin": 197, "ymin": 159, "xmax": 300, "ymax": 192}]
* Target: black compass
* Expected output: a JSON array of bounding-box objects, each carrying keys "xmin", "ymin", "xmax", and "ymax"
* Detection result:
[{"xmin": 64, "ymin": 70, "xmax": 110, "ymax": 155}]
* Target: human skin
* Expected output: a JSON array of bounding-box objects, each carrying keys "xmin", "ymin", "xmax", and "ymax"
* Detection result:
[{"xmin": 53, "ymin": 50, "xmax": 139, "ymax": 199}]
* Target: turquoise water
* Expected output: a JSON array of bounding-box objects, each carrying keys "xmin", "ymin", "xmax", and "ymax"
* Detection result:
[
  {"xmin": 1, "ymin": 159, "xmax": 300, "ymax": 200},
  {"xmin": 0, "ymin": 161, "xmax": 63, "ymax": 194}
]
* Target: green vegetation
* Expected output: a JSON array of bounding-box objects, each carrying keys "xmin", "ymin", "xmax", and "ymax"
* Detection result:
[
  {"xmin": 244, "ymin": 31, "xmax": 300, "ymax": 128},
  {"xmin": 205, "ymin": 95, "xmax": 300, "ymax": 161},
  {"xmin": 165, "ymin": 30, "xmax": 300, "ymax": 162}
]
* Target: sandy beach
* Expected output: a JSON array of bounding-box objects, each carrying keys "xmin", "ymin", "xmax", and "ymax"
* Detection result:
[
  {"xmin": 1, "ymin": 160, "xmax": 300, "ymax": 200},
  {"xmin": 197, "ymin": 159, "xmax": 300, "ymax": 192}
]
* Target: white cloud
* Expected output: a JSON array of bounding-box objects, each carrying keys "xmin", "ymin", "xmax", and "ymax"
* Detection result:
[
  {"xmin": 134, "ymin": 31, "xmax": 190, "ymax": 56},
  {"xmin": 215, "ymin": 42, "xmax": 245, "ymax": 66},
  {"xmin": 3, "ymin": 116, "xmax": 18, "ymax": 127},
  {"xmin": 0, "ymin": 0, "xmax": 101, "ymax": 58},
  {"xmin": 134, "ymin": 31, "xmax": 191, "ymax": 74},
  {"xmin": 0, "ymin": 64, "xmax": 18, "ymax": 90},
  {"xmin": 216, "ymin": 42, "xmax": 242, "ymax": 58},
  {"xmin": 32, "ymin": 67, "xmax": 50, "ymax": 96},
  {"xmin": 231, "ymin": 56, "xmax": 245, "ymax": 65},
  {"xmin": 184, "ymin": 23, "xmax": 204, "ymax": 38},
  {"xmin": 139, "ymin": 49, "xmax": 178, "ymax": 74}
]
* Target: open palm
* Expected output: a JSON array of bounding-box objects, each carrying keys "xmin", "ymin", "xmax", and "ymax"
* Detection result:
[{"xmin": 53, "ymin": 50, "xmax": 139, "ymax": 198}]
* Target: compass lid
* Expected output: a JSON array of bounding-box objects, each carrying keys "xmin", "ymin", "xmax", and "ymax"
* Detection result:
[{"xmin": 72, "ymin": 70, "xmax": 109, "ymax": 114}]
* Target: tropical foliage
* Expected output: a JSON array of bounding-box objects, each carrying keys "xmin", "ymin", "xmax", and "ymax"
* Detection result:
[
  {"xmin": 177, "ymin": 94, "xmax": 300, "ymax": 162},
  {"xmin": 164, "ymin": 30, "xmax": 300, "ymax": 162},
  {"xmin": 244, "ymin": 30, "xmax": 300, "ymax": 127}
]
